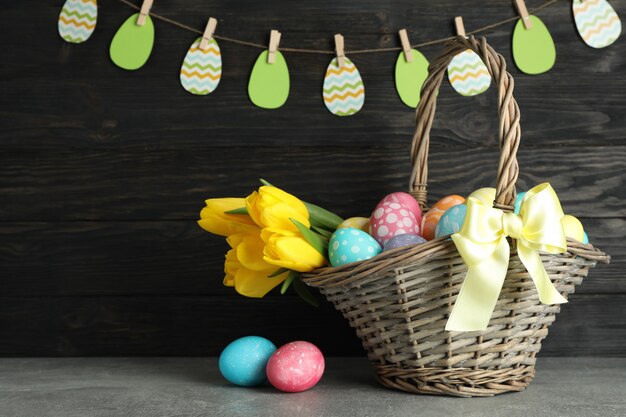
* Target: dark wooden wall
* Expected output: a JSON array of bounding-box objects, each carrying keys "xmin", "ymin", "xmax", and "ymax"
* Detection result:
[{"xmin": 1, "ymin": 0, "xmax": 624, "ymax": 357}]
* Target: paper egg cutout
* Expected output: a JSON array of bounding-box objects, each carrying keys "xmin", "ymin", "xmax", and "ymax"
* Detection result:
[
  {"xmin": 468, "ymin": 187, "xmax": 496, "ymax": 206},
  {"xmin": 248, "ymin": 51, "xmax": 290, "ymax": 109},
  {"xmin": 514, "ymin": 191, "xmax": 527, "ymax": 214},
  {"xmin": 58, "ymin": 0, "xmax": 97, "ymax": 43},
  {"xmin": 395, "ymin": 49, "xmax": 429, "ymax": 108},
  {"xmin": 110, "ymin": 13, "xmax": 155, "ymax": 70},
  {"xmin": 180, "ymin": 38, "xmax": 222, "ymax": 95},
  {"xmin": 383, "ymin": 234, "xmax": 427, "ymax": 251},
  {"xmin": 562, "ymin": 214, "xmax": 585, "ymax": 242},
  {"xmin": 266, "ymin": 341, "xmax": 325, "ymax": 393},
  {"xmin": 435, "ymin": 204, "xmax": 467, "ymax": 238},
  {"xmin": 370, "ymin": 202, "xmax": 420, "ymax": 246},
  {"xmin": 338, "ymin": 217, "xmax": 370, "ymax": 233},
  {"xmin": 323, "ymin": 58, "xmax": 365, "ymax": 116},
  {"xmin": 422, "ymin": 195, "xmax": 466, "ymax": 240},
  {"xmin": 512, "ymin": 16, "xmax": 556, "ymax": 75},
  {"xmin": 219, "ymin": 336, "xmax": 277, "ymax": 387},
  {"xmin": 447, "ymin": 50, "xmax": 491, "ymax": 96},
  {"xmin": 329, "ymin": 228, "xmax": 381, "ymax": 267},
  {"xmin": 573, "ymin": 0, "xmax": 621, "ymax": 49},
  {"xmin": 380, "ymin": 192, "xmax": 422, "ymax": 225}
]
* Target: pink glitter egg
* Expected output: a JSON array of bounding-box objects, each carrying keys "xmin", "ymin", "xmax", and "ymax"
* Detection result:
[
  {"xmin": 380, "ymin": 192, "xmax": 422, "ymax": 225},
  {"xmin": 266, "ymin": 341, "xmax": 325, "ymax": 393},
  {"xmin": 370, "ymin": 201, "xmax": 420, "ymax": 246}
]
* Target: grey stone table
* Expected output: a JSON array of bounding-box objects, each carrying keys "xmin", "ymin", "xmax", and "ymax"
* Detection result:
[{"xmin": 1, "ymin": 357, "xmax": 625, "ymax": 417}]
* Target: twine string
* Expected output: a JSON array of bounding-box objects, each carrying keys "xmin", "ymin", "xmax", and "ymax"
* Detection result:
[{"xmin": 114, "ymin": 0, "xmax": 561, "ymax": 54}]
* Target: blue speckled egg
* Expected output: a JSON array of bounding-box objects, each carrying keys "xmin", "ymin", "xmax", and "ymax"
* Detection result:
[
  {"xmin": 329, "ymin": 228, "xmax": 381, "ymax": 267},
  {"xmin": 219, "ymin": 336, "xmax": 277, "ymax": 387},
  {"xmin": 583, "ymin": 232, "xmax": 589, "ymax": 244},
  {"xmin": 383, "ymin": 234, "xmax": 427, "ymax": 251},
  {"xmin": 514, "ymin": 191, "xmax": 527, "ymax": 214},
  {"xmin": 435, "ymin": 204, "xmax": 467, "ymax": 238}
]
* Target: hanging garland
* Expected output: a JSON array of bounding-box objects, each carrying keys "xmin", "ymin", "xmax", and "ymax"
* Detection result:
[{"xmin": 58, "ymin": 0, "xmax": 622, "ymax": 115}]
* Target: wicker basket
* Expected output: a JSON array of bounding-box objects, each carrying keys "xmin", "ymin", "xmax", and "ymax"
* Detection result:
[{"xmin": 302, "ymin": 36, "xmax": 610, "ymax": 397}]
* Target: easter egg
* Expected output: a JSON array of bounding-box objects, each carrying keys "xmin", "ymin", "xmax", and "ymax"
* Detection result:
[
  {"xmin": 370, "ymin": 202, "xmax": 420, "ymax": 246},
  {"xmin": 248, "ymin": 50, "xmax": 290, "ymax": 109},
  {"xmin": 329, "ymin": 228, "xmax": 382, "ymax": 267},
  {"xmin": 109, "ymin": 13, "xmax": 155, "ymax": 70},
  {"xmin": 58, "ymin": 0, "xmax": 97, "ymax": 44},
  {"xmin": 562, "ymin": 214, "xmax": 585, "ymax": 242},
  {"xmin": 583, "ymin": 232, "xmax": 590, "ymax": 244},
  {"xmin": 512, "ymin": 15, "xmax": 556, "ymax": 75},
  {"xmin": 380, "ymin": 192, "xmax": 422, "ymax": 225},
  {"xmin": 266, "ymin": 341, "xmax": 325, "ymax": 393},
  {"xmin": 421, "ymin": 195, "xmax": 466, "ymax": 240},
  {"xmin": 435, "ymin": 204, "xmax": 467, "ymax": 238},
  {"xmin": 323, "ymin": 58, "xmax": 365, "ymax": 116},
  {"xmin": 383, "ymin": 234, "xmax": 427, "ymax": 251},
  {"xmin": 219, "ymin": 336, "xmax": 277, "ymax": 387},
  {"xmin": 469, "ymin": 187, "xmax": 496, "ymax": 206},
  {"xmin": 514, "ymin": 191, "xmax": 527, "ymax": 214},
  {"xmin": 338, "ymin": 217, "xmax": 370, "ymax": 233}
]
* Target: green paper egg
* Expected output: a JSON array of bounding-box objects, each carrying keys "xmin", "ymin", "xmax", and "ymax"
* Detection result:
[
  {"xmin": 248, "ymin": 51, "xmax": 290, "ymax": 109},
  {"xmin": 394, "ymin": 49, "xmax": 429, "ymax": 108},
  {"xmin": 512, "ymin": 15, "xmax": 556, "ymax": 75},
  {"xmin": 109, "ymin": 13, "xmax": 155, "ymax": 71}
]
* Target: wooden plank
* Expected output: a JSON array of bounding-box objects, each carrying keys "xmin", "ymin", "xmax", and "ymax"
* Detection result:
[
  {"xmin": 0, "ymin": 2, "xmax": 624, "ymax": 150},
  {"xmin": 1, "ymin": 146, "xmax": 625, "ymax": 221},
  {"xmin": 0, "ymin": 218, "xmax": 619, "ymax": 297},
  {"xmin": 0, "ymin": 294, "xmax": 622, "ymax": 356}
]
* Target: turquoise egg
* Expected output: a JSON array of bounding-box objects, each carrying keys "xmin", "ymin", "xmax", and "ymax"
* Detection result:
[
  {"xmin": 435, "ymin": 204, "xmax": 466, "ymax": 238},
  {"xmin": 514, "ymin": 191, "xmax": 527, "ymax": 214},
  {"xmin": 329, "ymin": 227, "xmax": 382, "ymax": 267},
  {"xmin": 583, "ymin": 232, "xmax": 589, "ymax": 244},
  {"xmin": 219, "ymin": 336, "xmax": 276, "ymax": 387}
]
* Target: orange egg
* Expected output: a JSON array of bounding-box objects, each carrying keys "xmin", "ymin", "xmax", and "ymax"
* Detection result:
[{"xmin": 421, "ymin": 195, "xmax": 465, "ymax": 240}]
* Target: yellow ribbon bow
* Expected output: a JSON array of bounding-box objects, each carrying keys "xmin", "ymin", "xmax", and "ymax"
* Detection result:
[{"xmin": 446, "ymin": 183, "xmax": 568, "ymax": 331}]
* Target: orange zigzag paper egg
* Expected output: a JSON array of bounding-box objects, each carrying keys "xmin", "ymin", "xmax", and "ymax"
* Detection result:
[{"xmin": 422, "ymin": 195, "xmax": 466, "ymax": 240}]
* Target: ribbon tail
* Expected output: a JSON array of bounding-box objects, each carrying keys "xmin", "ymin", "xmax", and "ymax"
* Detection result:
[
  {"xmin": 517, "ymin": 244, "xmax": 567, "ymax": 305},
  {"xmin": 445, "ymin": 238, "xmax": 510, "ymax": 332}
]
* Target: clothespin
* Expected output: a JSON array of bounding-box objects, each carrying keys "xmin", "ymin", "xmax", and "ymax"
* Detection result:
[
  {"xmin": 199, "ymin": 17, "xmax": 218, "ymax": 50},
  {"xmin": 267, "ymin": 30, "xmax": 281, "ymax": 64},
  {"xmin": 335, "ymin": 34, "xmax": 345, "ymax": 67},
  {"xmin": 513, "ymin": 0, "xmax": 533, "ymax": 30},
  {"xmin": 136, "ymin": 0, "xmax": 154, "ymax": 26},
  {"xmin": 398, "ymin": 29, "xmax": 413, "ymax": 62},
  {"xmin": 454, "ymin": 16, "xmax": 466, "ymax": 38}
]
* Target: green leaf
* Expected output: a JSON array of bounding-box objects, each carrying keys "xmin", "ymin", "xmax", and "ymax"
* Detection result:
[
  {"xmin": 304, "ymin": 202, "xmax": 344, "ymax": 231},
  {"xmin": 293, "ymin": 277, "xmax": 319, "ymax": 307},
  {"xmin": 290, "ymin": 218, "xmax": 328, "ymax": 259},
  {"xmin": 311, "ymin": 226, "xmax": 333, "ymax": 239},
  {"xmin": 280, "ymin": 270, "xmax": 298, "ymax": 295},
  {"xmin": 259, "ymin": 178, "xmax": 274, "ymax": 187},
  {"xmin": 224, "ymin": 207, "xmax": 248, "ymax": 215},
  {"xmin": 268, "ymin": 268, "xmax": 289, "ymax": 278}
]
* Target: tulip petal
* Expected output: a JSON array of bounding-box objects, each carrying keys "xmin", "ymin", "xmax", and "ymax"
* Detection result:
[{"xmin": 234, "ymin": 267, "xmax": 288, "ymax": 298}]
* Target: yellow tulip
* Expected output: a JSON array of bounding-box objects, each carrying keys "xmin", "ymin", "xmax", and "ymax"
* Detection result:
[
  {"xmin": 246, "ymin": 186, "xmax": 310, "ymax": 231},
  {"xmin": 198, "ymin": 198, "xmax": 259, "ymax": 237},
  {"xmin": 223, "ymin": 232, "xmax": 289, "ymax": 297},
  {"xmin": 263, "ymin": 230, "xmax": 327, "ymax": 272}
]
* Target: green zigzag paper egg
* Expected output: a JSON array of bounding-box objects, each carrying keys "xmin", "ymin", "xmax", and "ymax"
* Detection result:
[
  {"xmin": 512, "ymin": 15, "xmax": 556, "ymax": 75},
  {"xmin": 180, "ymin": 38, "xmax": 222, "ymax": 95},
  {"xmin": 58, "ymin": 0, "xmax": 97, "ymax": 43},
  {"xmin": 447, "ymin": 50, "xmax": 491, "ymax": 97},
  {"xmin": 323, "ymin": 58, "xmax": 365, "ymax": 116},
  {"xmin": 109, "ymin": 13, "xmax": 155, "ymax": 71},
  {"xmin": 248, "ymin": 51, "xmax": 290, "ymax": 109},
  {"xmin": 394, "ymin": 49, "xmax": 429, "ymax": 108},
  {"xmin": 573, "ymin": 0, "xmax": 621, "ymax": 48}
]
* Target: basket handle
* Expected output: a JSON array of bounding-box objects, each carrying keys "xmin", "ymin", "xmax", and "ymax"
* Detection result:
[{"xmin": 409, "ymin": 36, "xmax": 520, "ymax": 213}]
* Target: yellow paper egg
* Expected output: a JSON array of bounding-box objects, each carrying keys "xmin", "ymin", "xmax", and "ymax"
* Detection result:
[
  {"xmin": 562, "ymin": 215, "xmax": 585, "ymax": 242},
  {"xmin": 468, "ymin": 187, "xmax": 495, "ymax": 205},
  {"xmin": 338, "ymin": 217, "xmax": 370, "ymax": 233}
]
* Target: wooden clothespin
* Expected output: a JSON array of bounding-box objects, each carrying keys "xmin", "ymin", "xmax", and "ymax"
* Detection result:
[
  {"xmin": 267, "ymin": 30, "xmax": 281, "ymax": 64},
  {"xmin": 334, "ymin": 34, "xmax": 346, "ymax": 67},
  {"xmin": 454, "ymin": 16, "xmax": 466, "ymax": 38},
  {"xmin": 398, "ymin": 29, "xmax": 413, "ymax": 62},
  {"xmin": 136, "ymin": 0, "xmax": 154, "ymax": 26},
  {"xmin": 513, "ymin": 0, "xmax": 533, "ymax": 30},
  {"xmin": 199, "ymin": 17, "xmax": 218, "ymax": 50}
]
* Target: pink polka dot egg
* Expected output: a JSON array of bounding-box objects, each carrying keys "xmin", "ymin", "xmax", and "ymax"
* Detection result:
[
  {"xmin": 370, "ymin": 201, "xmax": 420, "ymax": 246},
  {"xmin": 380, "ymin": 192, "xmax": 422, "ymax": 225},
  {"xmin": 266, "ymin": 341, "xmax": 325, "ymax": 393}
]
